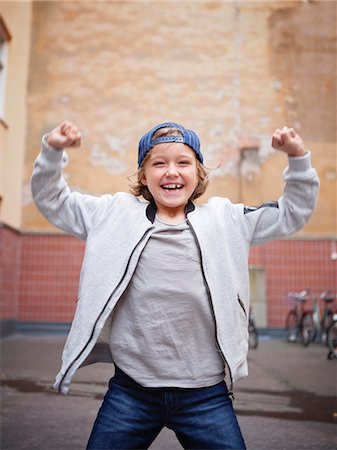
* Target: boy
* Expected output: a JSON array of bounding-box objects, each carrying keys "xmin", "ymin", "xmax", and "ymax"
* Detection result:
[{"xmin": 31, "ymin": 121, "xmax": 319, "ymax": 449}]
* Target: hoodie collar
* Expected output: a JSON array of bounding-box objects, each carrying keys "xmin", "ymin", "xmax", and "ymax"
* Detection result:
[{"xmin": 145, "ymin": 201, "xmax": 195, "ymax": 223}]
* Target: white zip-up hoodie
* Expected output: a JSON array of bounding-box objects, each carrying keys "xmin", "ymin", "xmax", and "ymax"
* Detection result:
[{"xmin": 31, "ymin": 137, "xmax": 319, "ymax": 394}]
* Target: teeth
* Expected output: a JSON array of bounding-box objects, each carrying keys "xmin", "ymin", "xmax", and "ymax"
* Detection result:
[{"xmin": 162, "ymin": 184, "xmax": 183, "ymax": 190}]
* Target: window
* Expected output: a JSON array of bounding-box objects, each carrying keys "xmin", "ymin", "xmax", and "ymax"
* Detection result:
[{"xmin": 0, "ymin": 16, "xmax": 11, "ymax": 125}]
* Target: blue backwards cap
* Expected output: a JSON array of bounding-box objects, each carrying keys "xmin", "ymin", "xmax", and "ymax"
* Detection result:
[{"xmin": 138, "ymin": 122, "xmax": 203, "ymax": 167}]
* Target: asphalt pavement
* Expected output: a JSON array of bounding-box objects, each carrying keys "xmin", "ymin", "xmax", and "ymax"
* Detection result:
[{"xmin": 1, "ymin": 334, "xmax": 336, "ymax": 450}]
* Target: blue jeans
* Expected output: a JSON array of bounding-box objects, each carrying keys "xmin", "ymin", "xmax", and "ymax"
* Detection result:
[{"xmin": 87, "ymin": 367, "xmax": 246, "ymax": 450}]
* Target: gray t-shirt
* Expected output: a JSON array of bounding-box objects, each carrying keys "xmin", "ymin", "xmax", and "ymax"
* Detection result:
[{"xmin": 109, "ymin": 217, "xmax": 224, "ymax": 388}]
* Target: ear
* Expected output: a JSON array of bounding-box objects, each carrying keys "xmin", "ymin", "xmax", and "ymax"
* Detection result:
[{"xmin": 140, "ymin": 173, "xmax": 147, "ymax": 186}]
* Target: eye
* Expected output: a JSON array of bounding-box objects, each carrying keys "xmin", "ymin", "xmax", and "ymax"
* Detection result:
[
  {"xmin": 152, "ymin": 159, "xmax": 165, "ymax": 167},
  {"xmin": 178, "ymin": 160, "xmax": 191, "ymax": 166}
]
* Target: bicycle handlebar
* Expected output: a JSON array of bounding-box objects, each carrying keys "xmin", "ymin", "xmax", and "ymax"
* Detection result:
[
  {"xmin": 319, "ymin": 290, "xmax": 335, "ymax": 302},
  {"xmin": 286, "ymin": 289, "xmax": 311, "ymax": 301},
  {"xmin": 285, "ymin": 290, "xmax": 336, "ymax": 303}
]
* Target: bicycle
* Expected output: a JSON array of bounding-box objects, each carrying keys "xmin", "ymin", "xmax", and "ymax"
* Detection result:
[
  {"xmin": 326, "ymin": 310, "xmax": 337, "ymax": 359},
  {"xmin": 310, "ymin": 290, "xmax": 336, "ymax": 345},
  {"xmin": 285, "ymin": 290, "xmax": 314, "ymax": 346},
  {"xmin": 248, "ymin": 307, "xmax": 258, "ymax": 349}
]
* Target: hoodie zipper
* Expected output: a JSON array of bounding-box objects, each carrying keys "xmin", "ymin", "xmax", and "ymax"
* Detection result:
[
  {"xmin": 186, "ymin": 219, "xmax": 234, "ymax": 397},
  {"xmin": 237, "ymin": 294, "xmax": 247, "ymax": 319},
  {"xmin": 58, "ymin": 227, "xmax": 154, "ymax": 393}
]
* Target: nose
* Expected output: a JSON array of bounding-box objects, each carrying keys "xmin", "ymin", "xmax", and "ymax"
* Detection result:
[{"xmin": 165, "ymin": 164, "xmax": 179, "ymax": 177}]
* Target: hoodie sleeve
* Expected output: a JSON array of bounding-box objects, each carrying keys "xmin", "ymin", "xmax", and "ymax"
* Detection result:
[
  {"xmin": 31, "ymin": 135, "xmax": 112, "ymax": 240},
  {"xmin": 233, "ymin": 151, "xmax": 320, "ymax": 246}
]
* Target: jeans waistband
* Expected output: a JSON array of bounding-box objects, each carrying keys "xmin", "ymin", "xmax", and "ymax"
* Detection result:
[
  {"xmin": 112, "ymin": 366, "xmax": 225, "ymax": 392},
  {"xmin": 112, "ymin": 366, "xmax": 148, "ymax": 390}
]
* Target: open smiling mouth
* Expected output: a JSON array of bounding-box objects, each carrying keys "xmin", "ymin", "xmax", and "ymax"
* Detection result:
[{"xmin": 161, "ymin": 184, "xmax": 184, "ymax": 191}]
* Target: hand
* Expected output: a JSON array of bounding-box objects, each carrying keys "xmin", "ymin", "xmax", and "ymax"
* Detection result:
[
  {"xmin": 47, "ymin": 121, "xmax": 82, "ymax": 149},
  {"xmin": 271, "ymin": 126, "xmax": 305, "ymax": 157}
]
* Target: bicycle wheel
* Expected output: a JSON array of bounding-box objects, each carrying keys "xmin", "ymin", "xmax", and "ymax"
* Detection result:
[
  {"xmin": 327, "ymin": 320, "xmax": 337, "ymax": 359},
  {"xmin": 286, "ymin": 310, "xmax": 298, "ymax": 342},
  {"xmin": 300, "ymin": 312, "xmax": 317, "ymax": 346},
  {"xmin": 321, "ymin": 310, "xmax": 333, "ymax": 345},
  {"xmin": 248, "ymin": 323, "xmax": 258, "ymax": 349}
]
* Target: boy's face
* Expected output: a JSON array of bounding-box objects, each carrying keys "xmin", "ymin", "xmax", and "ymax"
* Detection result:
[{"xmin": 141, "ymin": 142, "xmax": 199, "ymax": 217}]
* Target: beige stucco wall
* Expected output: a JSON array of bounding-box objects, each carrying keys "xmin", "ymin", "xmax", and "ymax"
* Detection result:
[
  {"xmin": 0, "ymin": 1, "xmax": 32, "ymax": 229},
  {"xmin": 20, "ymin": 1, "xmax": 336, "ymax": 236}
]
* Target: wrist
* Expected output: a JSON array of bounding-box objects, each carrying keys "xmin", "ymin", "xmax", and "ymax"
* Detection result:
[
  {"xmin": 287, "ymin": 149, "xmax": 306, "ymax": 157},
  {"xmin": 41, "ymin": 134, "xmax": 67, "ymax": 164},
  {"xmin": 47, "ymin": 133, "xmax": 63, "ymax": 150}
]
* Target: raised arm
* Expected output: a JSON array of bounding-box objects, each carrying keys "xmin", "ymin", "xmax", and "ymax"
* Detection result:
[
  {"xmin": 31, "ymin": 121, "xmax": 110, "ymax": 240},
  {"xmin": 234, "ymin": 127, "xmax": 319, "ymax": 246}
]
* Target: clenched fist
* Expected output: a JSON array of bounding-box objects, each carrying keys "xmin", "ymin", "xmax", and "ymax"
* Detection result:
[
  {"xmin": 47, "ymin": 121, "xmax": 82, "ymax": 149},
  {"xmin": 271, "ymin": 126, "xmax": 305, "ymax": 157}
]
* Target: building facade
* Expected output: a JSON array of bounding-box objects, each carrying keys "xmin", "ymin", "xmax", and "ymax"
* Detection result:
[{"xmin": 1, "ymin": 0, "xmax": 336, "ymax": 335}]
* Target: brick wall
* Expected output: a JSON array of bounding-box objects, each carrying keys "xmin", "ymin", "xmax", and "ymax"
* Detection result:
[
  {"xmin": 249, "ymin": 240, "xmax": 336, "ymax": 327},
  {"xmin": 1, "ymin": 224, "xmax": 335, "ymax": 333},
  {"xmin": 0, "ymin": 226, "xmax": 21, "ymax": 323},
  {"xmin": 19, "ymin": 233, "xmax": 84, "ymax": 322},
  {"xmin": 22, "ymin": 1, "xmax": 336, "ymax": 238}
]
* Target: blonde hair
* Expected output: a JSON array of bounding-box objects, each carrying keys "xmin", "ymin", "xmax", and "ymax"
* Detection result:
[{"xmin": 129, "ymin": 127, "xmax": 209, "ymax": 202}]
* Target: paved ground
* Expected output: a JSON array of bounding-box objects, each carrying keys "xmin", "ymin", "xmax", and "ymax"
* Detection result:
[{"xmin": 1, "ymin": 334, "xmax": 336, "ymax": 450}]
